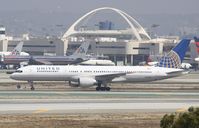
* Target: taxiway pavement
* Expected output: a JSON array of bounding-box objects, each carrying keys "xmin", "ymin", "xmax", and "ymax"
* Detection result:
[{"xmin": 0, "ymin": 91, "xmax": 198, "ymax": 114}]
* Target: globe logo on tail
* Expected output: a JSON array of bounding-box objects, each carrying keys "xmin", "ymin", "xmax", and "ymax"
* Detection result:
[
  {"xmin": 157, "ymin": 39, "xmax": 191, "ymax": 69},
  {"xmin": 158, "ymin": 50, "xmax": 181, "ymax": 68}
]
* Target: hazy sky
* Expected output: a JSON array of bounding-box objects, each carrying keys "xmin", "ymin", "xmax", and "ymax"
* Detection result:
[
  {"xmin": 0, "ymin": 0, "xmax": 198, "ymax": 14},
  {"xmin": 0, "ymin": 0, "xmax": 198, "ymax": 36}
]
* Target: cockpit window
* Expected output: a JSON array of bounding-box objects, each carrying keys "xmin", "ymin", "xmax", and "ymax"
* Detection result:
[{"xmin": 15, "ymin": 70, "xmax": 23, "ymax": 73}]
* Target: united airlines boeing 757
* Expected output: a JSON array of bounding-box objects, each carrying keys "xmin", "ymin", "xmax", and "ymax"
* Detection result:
[{"xmin": 10, "ymin": 39, "xmax": 191, "ymax": 91}]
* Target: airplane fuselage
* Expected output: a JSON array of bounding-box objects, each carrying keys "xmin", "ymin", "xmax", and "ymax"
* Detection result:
[
  {"xmin": 10, "ymin": 65, "xmax": 184, "ymax": 83},
  {"xmin": 1, "ymin": 55, "xmax": 82, "ymax": 65},
  {"xmin": 0, "ymin": 52, "xmax": 29, "ymax": 56}
]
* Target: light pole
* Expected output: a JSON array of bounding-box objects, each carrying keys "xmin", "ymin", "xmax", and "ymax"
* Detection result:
[{"xmin": 151, "ymin": 24, "xmax": 160, "ymax": 38}]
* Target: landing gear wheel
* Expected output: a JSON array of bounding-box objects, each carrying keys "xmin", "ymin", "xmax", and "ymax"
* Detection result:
[
  {"xmin": 96, "ymin": 87, "xmax": 111, "ymax": 91},
  {"xmin": 30, "ymin": 87, "xmax": 35, "ymax": 91},
  {"xmin": 96, "ymin": 81, "xmax": 111, "ymax": 91},
  {"xmin": 28, "ymin": 81, "xmax": 35, "ymax": 91},
  {"xmin": 106, "ymin": 87, "xmax": 111, "ymax": 91},
  {"xmin": 96, "ymin": 87, "xmax": 100, "ymax": 91},
  {"xmin": 16, "ymin": 84, "xmax": 21, "ymax": 89}
]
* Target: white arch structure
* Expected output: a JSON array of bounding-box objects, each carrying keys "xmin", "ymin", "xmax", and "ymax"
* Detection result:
[{"xmin": 62, "ymin": 7, "xmax": 151, "ymax": 41}]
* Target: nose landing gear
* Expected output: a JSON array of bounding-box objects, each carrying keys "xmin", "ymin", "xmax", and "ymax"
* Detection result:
[{"xmin": 28, "ymin": 81, "xmax": 35, "ymax": 90}]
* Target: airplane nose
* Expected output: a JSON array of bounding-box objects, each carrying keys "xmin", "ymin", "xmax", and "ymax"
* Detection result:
[
  {"xmin": 10, "ymin": 74, "xmax": 14, "ymax": 79},
  {"xmin": 10, "ymin": 73, "xmax": 16, "ymax": 80}
]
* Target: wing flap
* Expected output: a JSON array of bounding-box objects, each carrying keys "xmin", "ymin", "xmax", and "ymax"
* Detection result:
[
  {"xmin": 166, "ymin": 70, "xmax": 189, "ymax": 77},
  {"xmin": 95, "ymin": 72, "xmax": 126, "ymax": 81},
  {"xmin": 166, "ymin": 70, "xmax": 183, "ymax": 75},
  {"xmin": 29, "ymin": 59, "xmax": 53, "ymax": 65}
]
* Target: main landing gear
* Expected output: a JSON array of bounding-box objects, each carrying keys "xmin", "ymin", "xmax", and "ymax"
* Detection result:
[
  {"xmin": 28, "ymin": 81, "xmax": 35, "ymax": 90},
  {"xmin": 95, "ymin": 82, "xmax": 111, "ymax": 91}
]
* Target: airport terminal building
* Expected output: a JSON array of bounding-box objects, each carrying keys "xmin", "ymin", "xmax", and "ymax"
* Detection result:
[
  {"xmin": 62, "ymin": 7, "xmax": 180, "ymax": 65},
  {"xmin": 0, "ymin": 7, "xmax": 186, "ymax": 66}
]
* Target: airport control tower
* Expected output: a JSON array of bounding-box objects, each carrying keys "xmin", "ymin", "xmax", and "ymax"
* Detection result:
[
  {"xmin": 0, "ymin": 25, "xmax": 12, "ymax": 51},
  {"xmin": 0, "ymin": 26, "xmax": 6, "ymax": 40}
]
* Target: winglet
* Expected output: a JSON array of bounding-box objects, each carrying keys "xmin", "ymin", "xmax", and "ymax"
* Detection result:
[
  {"xmin": 11, "ymin": 41, "xmax": 24, "ymax": 55},
  {"xmin": 158, "ymin": 39, "xmax": 191, "ymax": 68}
]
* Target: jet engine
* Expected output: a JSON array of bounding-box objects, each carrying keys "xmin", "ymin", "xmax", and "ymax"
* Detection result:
[{"xmin": 69, "ymin": 77, "xmax": 97, "ymax": 88}]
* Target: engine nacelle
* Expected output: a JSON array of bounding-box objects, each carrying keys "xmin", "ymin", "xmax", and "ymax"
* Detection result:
[
  {"xmin": 68, "ymin": 81, "xmax": 79, "ymax": 87},
  {"xmin": 69, "ymin": 77, "xmax": 97, "ymax": 88}
]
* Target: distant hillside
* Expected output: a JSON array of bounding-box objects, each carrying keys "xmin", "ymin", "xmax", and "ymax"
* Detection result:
[{"xmin": 0, "ymin": 11, "xmax": 198, "ymax": 37}]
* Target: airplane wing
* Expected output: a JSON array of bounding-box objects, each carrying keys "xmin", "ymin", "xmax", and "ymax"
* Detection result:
[
  {"xmin": 28, "ymin": 58, "xmax": 53, "ymax": 65},
  {"xmin": 68, "ymin": 58, "xmax": 88, "ymax": 65},
  {"xmin": 95, "ymin": 72, "xmax": 127, "ymax": 82},
  {"xmin": 34, "ymin": 59, "xmax": 53, "ymax": 65},
  {"xmin": 166, "ymin": 70, "xmax": 188, "ymax": 77}
]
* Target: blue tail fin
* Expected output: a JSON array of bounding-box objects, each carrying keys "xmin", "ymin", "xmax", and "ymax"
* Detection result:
[{"xmin": 158, "ymin": 39, "xmax": 191, "ymax": 68}]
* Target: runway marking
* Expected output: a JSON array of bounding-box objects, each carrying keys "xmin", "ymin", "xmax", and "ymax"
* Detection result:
[
  {"xmin": 176, "ymin": 107, "xmax": 187, "ymax": 112},
  {"xmin": 33, "ymin": 109, "xmax": 49, "ymax": 114}
]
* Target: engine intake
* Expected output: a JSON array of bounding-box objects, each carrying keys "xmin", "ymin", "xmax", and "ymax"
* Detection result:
[{"xmin": 69, "ymin": 77, "xmax": 97, "ymax": 88}]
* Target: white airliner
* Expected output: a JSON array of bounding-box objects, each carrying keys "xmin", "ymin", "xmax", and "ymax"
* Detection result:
[
  {"xmin": 10, "ymin": 39, "xmax": 190, "ymax": 91},
  {"xmin": 0, "ymin": 41, "xmax": 29, "ymax": 56}
]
